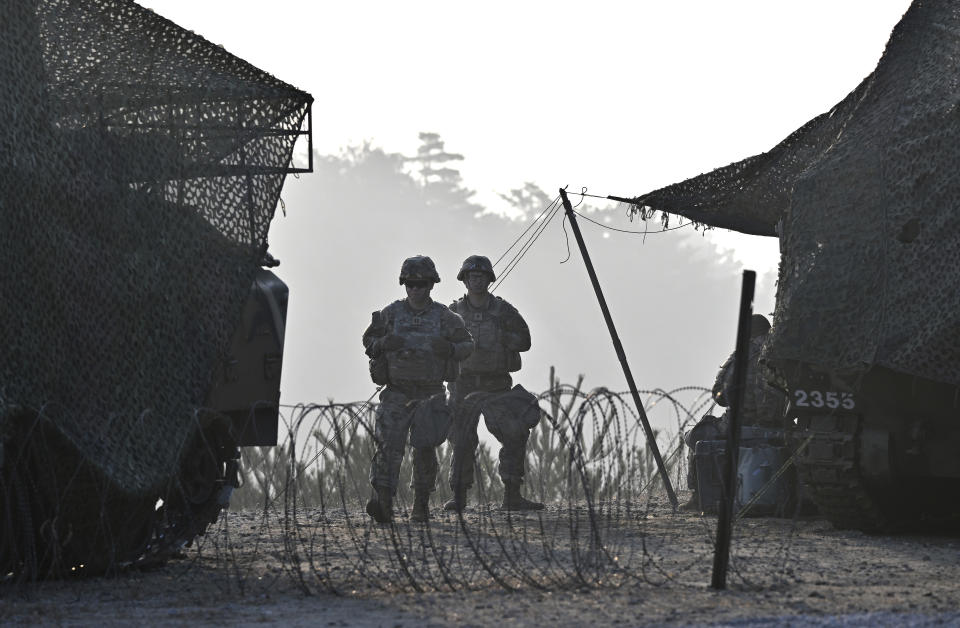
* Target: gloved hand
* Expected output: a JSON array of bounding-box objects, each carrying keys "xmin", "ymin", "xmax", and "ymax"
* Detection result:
[
  {"xmin": 430, "ymin": 336, "xmax": 453, "ymax": 357},
  {"xmin": 502, "ymin": 332, "xmax": 524, "ymax": 351},
  {"xmin": 378, "ymin": 334, "xmax": 404, "ymax": 353}
]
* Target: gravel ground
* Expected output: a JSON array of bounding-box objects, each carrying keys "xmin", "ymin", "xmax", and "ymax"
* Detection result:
[{"xmin": 3, "ymin": 492, "xmax": 960, "ymax": 627}]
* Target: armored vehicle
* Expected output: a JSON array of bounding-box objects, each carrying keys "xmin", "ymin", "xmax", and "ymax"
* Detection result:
[
  {"xmin": 0, "ymin": 0, "xmax": 312, "ymax": 578},
  {"xmin": 630, "ymin": 0, "xmax": 960, "ymax": 531}
]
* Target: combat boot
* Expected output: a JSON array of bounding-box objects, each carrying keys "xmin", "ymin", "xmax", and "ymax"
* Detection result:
[
  {"xmin": 502, "ymin": 480, "xmax": 544, "ymax": 511},
  {"xmin": 366, "ymin": 485, "xmax": 393, "ymax": 524},
  {"xmin": 410, "ymin": 490, "xmax": 430, "ymax": 522},
  {"xmin": 443, "ymin": 485, "xmax": 468, "ymax": 512}
]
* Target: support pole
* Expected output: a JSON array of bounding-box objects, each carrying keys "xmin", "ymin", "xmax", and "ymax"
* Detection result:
[
  {"xmin": 711, "ymin": 269, "xmax": 756, "ymax": 590},
  {"xmin": 558, "ymin": 188, "xmax": 678, "ymax": 510}
]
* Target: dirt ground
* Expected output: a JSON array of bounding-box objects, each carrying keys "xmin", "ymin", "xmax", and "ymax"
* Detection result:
[{"xmin": 3, "ymin": 491, "xmax": 960, "ymax": 627}]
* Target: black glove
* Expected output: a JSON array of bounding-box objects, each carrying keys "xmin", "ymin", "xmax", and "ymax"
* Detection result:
[
  {"xmin": 378, "ymin": 334, "xmax": 404, "ymax": 353},
  {"xmin": 502, "ymin": 332, "xmax": 524, "ymax": 351},
  {"xmin": 430, "ymin": 337, "xmax": 453, "ymax": 358}
]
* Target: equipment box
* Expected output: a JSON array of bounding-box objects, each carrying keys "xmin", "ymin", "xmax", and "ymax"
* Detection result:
[{"xmin": 694, "ymin": 437, "xmax": 795, "ymax": 516}]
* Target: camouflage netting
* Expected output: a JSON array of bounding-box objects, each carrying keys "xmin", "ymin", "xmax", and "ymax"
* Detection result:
[
  {"xmin": 630, "ymin": 0, "xmax": 960, "ymax": 388},
  {"xmin": 0, "ymin": 0, "xmax": 312, "ymax": 495}
]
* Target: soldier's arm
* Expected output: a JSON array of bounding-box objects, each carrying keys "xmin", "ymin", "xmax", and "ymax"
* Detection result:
[
  {"xmin": 444, "ymin": 311, "xmax": 474, "ymax": 360},
  {"xmin": 713, "ymin": 352, "xmax": 735, "ymax": 406},
  {"xmin": 449, "ymin": 326, "xmax": 474, "ymax": 360},
  {"xmin": 501, "ymin": 305, "xmax": 531, "ymax": 352}
]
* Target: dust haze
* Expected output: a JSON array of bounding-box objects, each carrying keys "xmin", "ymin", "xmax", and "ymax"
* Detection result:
[{"xmin": 268, "ymin": 139, "xmax": 778, "ymax": 425}]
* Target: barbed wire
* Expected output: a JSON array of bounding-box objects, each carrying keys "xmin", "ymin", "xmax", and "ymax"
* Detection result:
[{"xmin": 1, "ymin": 383, "xmax": 819, "ymax": 600}]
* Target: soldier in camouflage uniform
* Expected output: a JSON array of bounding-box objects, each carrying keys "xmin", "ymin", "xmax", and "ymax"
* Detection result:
[
  {"xmin": 682, "ymin": 314, "xmax": 787, "ymax": 510},
  {"xmin": 362, "ymin": 255, "xmax": 473, "ymax": 523},
  {"xmin": 445, "ymin": 255, "xmax": 544, "ymax": 512}
]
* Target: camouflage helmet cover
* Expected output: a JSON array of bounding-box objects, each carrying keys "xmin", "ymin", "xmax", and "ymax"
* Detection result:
[
  {"xmin": 399, "ymin": 255, "xmax": 441, "ymax": 285},
  {"xmin": 457, "ymin": 254, "xmax": 496, "ymax": 282},
  {"xmin": 750, "ymin": 314, "xmax": 771, "ymax": 337}
]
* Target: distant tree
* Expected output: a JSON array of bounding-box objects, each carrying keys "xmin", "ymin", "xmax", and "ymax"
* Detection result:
[
  {"xmin": 408, "ymin": 132, "xmax": 463, "ymax": 185},
  {"xmin": 327, "ymin": 141, "xmax": 413, "ymax": 190},
  {"xmin": 406, "ymin": 132, "xmax": 482, "ymax": 213},
  {"xmin": 497, "ymin": 182, "xmax": 554, "ymax": 221}
]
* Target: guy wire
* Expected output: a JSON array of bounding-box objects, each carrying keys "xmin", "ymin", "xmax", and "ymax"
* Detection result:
[
  {"xmin": 564, "ymin": 188, "xmax": 697, "ymax": 235},
  {"xmin": 492, "ymin": 192, "xmax": 693, "ymax": 293},
  {"xmin": 571, "ymin": 208, "xmax": 692, "ymax": 235},
  {"xmin": 495, "ymin": 200, "xmax": 562, "ymax": 288},
  {"xmin": 491, "ymin": 197, "xmax": 563, "ymax": 292},
  {"xmin": 492, "ymin": 194, "xmax": 561, "ymax": 268}
]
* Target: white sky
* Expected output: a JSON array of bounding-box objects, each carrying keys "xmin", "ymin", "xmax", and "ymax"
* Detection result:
[{"xmin": 138, "ymin": 0, "xmax": 913, "ymax": 404}]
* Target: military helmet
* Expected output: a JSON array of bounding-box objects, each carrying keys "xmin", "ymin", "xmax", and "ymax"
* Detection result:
[
  {"xmin": 750, "ymin": 314, "xmax": 771, "ymax": 337},
  {"xmin": 456, "ymin": 255, "xmax": 496, "ymax": 282},
  {"xmin": 399, "ymin": 255, "xmax": 441, "ymax": 285}
]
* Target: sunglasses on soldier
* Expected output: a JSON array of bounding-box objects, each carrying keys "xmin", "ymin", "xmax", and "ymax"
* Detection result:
[{"xmin": 405, "ymin": 280, "xmax": 432, "ymax": 289}]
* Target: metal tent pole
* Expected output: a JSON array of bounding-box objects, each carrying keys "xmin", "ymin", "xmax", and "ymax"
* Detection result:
[
  {"xmin": 711, "ymin": 269, "xmax": 755, "ymax": 590},
  {"xmin": 558, "ymin": 188, "xmax": 678, "ymax": 510}
]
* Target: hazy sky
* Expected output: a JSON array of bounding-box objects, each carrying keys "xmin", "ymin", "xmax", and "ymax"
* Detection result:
[{"xmin": 138, "ymin": 0, "xmax": 913, "ymax": 409}]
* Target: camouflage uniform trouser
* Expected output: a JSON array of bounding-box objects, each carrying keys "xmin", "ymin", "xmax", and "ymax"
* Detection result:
[
  {"xmin": 369, "ymin": 382, "xmax": 444, "ymax": 495},
  {"xmin": 447, "ymin": 373, "xmax": 528, "ymax": 489}
]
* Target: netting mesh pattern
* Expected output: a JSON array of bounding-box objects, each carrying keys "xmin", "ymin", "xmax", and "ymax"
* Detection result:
[
  {"xmin": 631, "ymin": 1, "xmax": 960, "ymax": 387},
  {"xmin": 0, "ymin": 0, "xmax": 312, "ymax": 494}
]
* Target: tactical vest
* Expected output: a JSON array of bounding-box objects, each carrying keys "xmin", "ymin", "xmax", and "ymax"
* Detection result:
[
  {"xmin": 452, "ymin": 297, "xmax": 519, "ymax": 375},
  {"xmin": 384, "ymin": 302, "xmax": 448, "ymax": 384}
]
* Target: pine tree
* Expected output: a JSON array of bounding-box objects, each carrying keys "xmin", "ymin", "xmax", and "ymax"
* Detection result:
[{"xmin": 407, "ymin": 132, "xmax": 481, "ymax": 213}]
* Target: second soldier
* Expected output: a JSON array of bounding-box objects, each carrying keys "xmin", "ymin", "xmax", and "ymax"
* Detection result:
[{"xmin": 445, "ymin": 255, "xmax": 544, "ymax": 512}]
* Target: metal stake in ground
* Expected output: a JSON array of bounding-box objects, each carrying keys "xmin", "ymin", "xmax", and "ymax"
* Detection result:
[
  {"xmin": 558, "ymin": 188, "xmax": 678, "ymax": 511},
  {"xmin": 711, "ymin": 269, "xmax": 756, "ymax": 590}
]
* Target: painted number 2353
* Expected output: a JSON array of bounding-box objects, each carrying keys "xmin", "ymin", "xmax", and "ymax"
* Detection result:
[{"xmin": 793, "ymin": 389, "xmax": 856, "ymax": 410}]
